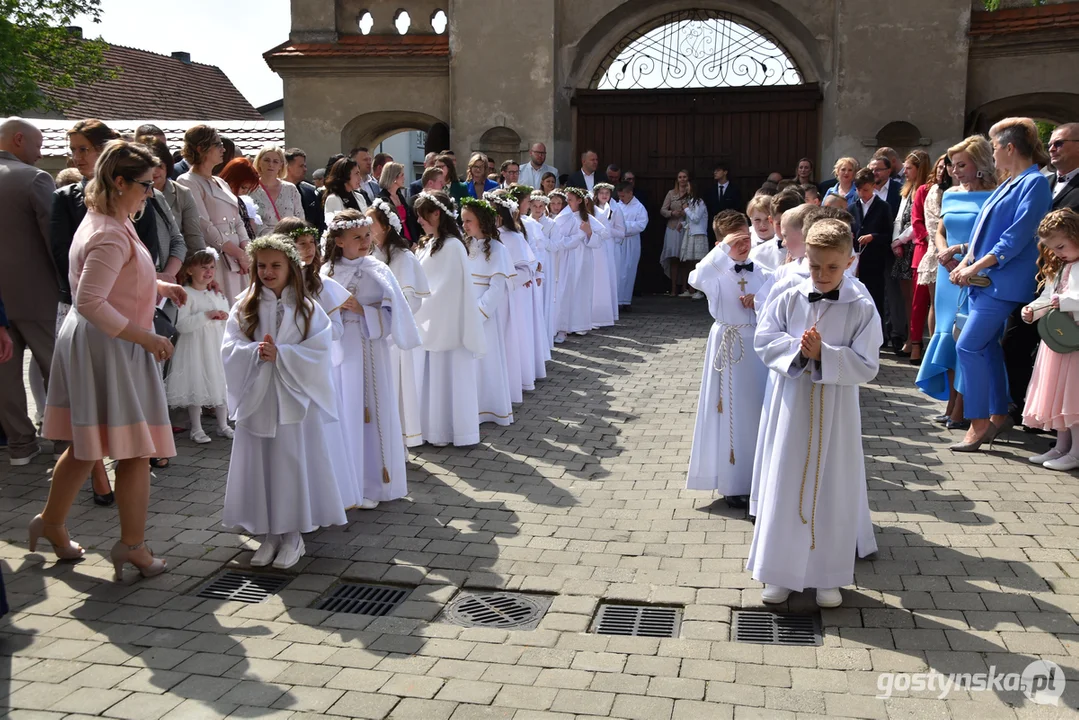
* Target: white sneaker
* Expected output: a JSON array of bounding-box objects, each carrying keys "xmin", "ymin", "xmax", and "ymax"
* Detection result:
[
  {"xmin": 816, "ymin": 587, "xmax": 843, "ymax": 607},
  {"xmin": 678, "ymin": 290, "xmax": 694, "ymax": 298},
  {"xmin": 554, "ymin": 332, "xmax": 567, "ymax": 344},
  {"xmin": 1044, "ymin": 454, "xmax": 1079, "ymax": 471},
  {"xmin": 190, "ymin": 429, "xmax": 212, "ymax": 444},
  {"xmin": 272, "ymin": 533, "xmax": 305, "ymax": 569},
  {"xmin": 761, "ymin": 584, "xmax": 791, "ymax": 604},
  {"xmin": 357, "ymin": 498, "xmax": 380, "ymax": 510},
  {"xmin": 250, "ymin": 534, "xmax": 280, "ymax": 567},
  {"xmin": 1030, "ymin": 448, "xmax": 1065, "ymax": 465},
  {"xmin": 691, "ymin": 291, "xmax": 705, "ymax": 300},
  {"xmin": 216, "ymin": 425, "xmax": 235, "ymax": 439}
]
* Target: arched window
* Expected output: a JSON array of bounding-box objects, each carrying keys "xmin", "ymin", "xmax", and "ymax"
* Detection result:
[
  {"xmin": 357, "ymin": 11, "xmax": 374, "ymax": 35},
  {"xmin": 431, "ymin": 9, "xmax": 448, "ymax": 35},
  {"xmin": 394, "ymin": 9, "xmax": 411, "ymax": 35},
  {"xmin": 593, "ymin": 10, "xmax": 802, "ymax": 90}
]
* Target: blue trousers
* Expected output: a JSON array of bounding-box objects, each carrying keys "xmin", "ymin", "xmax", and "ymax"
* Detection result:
[{"xmin": 956, "ymin": 291, "xmax": 1019, "ymax": 419}]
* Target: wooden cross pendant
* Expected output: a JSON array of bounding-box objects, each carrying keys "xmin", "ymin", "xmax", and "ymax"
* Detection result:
[{"xmin": 737, "ymin": 277, "xmax": 748, "ymax": 293}]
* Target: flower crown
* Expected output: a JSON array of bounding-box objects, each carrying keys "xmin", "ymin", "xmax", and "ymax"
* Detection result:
[
  {"xmin": 592, "ymin": 183, "xmax": 615, "ymax": 194},
  {"xmin": 483, "ymin": 191, "xmax": 519, "ymax": 215},
  {"xmin": 246, "ymin": 233, "xmax": 303, "ymax": 267},
  {"xmin": 548, "ymin": 189, "xmax": 568, "ymax": 200},
  {"xmin": 507, "ymin": 185, "xmax": 534, "ymax": 201},
  {"xmin": 322, "ymin": 212, "xmax": 373, "ymax": 254},
  {"xmin": 370, "ymin": 198, "xmax": 403, "ymax": 234},
  {"xmin": 282, "ymin": 225, "xmax": 317, "ymax": 242},
  {"xmin": 459, "ymin": 196, "xmax": 497, "ymax": 218},
  {"xmin": 565, "ymin": 186, "xmax": 589, "ymax": 200},
  {"xmin": 416, "ymin": 191, "xmax": 458, "ymax": 219},
  {"xmin": 530, "ymin": 190, "xmax": 551, "ymax": 204}
]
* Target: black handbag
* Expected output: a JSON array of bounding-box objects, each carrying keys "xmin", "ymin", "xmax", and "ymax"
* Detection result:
[{"xmin": 154, "ymin": 303, "xmax": 179, "ymax": 344}]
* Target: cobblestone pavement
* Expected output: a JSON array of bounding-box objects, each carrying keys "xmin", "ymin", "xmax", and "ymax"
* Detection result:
[{"xmin": 1, "ymin": 297, "xmax": 1077, "ymax": 719}]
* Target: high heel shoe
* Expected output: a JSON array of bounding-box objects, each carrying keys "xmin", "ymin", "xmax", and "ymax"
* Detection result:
[
  {"xmin": 28, "ymin": 515, "xmax": 84, "ymax": 560},
  {"xmin": 909, "ymin": 342, "xmax": 922, "ymax": 366},
  {"xmin": 110, "ymin": 540, "xmax": 167, "ymax": 582},
  {"xmin": 949, "ymin": 417, "xmax": 1014, "ymax": 453}
]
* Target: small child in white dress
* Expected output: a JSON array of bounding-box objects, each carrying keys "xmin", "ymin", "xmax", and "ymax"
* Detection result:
[{"xmin": 165, "ymin": 249, "xmax": 233, "ymax": 443}]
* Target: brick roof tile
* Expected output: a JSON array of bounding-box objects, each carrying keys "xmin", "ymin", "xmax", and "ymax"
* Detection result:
[
  {"xmin": 969, "ymin": 4, "xmax": 1079, "ymax": 36},
  {"xmin": 42, "ymin": 42, "xmax": 263, "ymax": 121},
  {"xmin": 265, "ymin": 34, "xmax": 448, "ymax": 60}
]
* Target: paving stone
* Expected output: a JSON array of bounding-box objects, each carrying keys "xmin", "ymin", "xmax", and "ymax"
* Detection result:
[{"xmin": 102, "ymin": 692, "xmax": 184, "ymax": 720}]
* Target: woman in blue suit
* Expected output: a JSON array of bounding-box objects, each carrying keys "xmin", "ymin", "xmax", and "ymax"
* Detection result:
[
  {"xmin": 950, "ymin": 118, "xmax": 1052, "ymax": 451},
  {"xmin": 465, "ymin": 152, "xmax": 499, "ymax": 199}
]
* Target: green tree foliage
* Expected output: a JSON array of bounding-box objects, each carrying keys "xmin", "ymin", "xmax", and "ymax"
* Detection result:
[
  {"xmin": 982, "ymin": 0, "xmax": 1044, "ymax": 10},
  {"xmin": 0, "ymin": 0, "xmax": 115, "ymax": 115}
]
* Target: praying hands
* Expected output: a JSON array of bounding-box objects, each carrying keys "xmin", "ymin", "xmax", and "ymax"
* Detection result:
[{"xmin": 800, "ymin": 326, "xmax": 822, "ymax": 361}]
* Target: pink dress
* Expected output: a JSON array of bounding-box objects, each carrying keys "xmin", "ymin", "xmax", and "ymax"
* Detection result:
[
  {"xmin": 42, "ymin": 212, "xmax": 176, "ymax": 460},
  {"xmin": 1023, "ymin": 263, "xmax": 1079, "ymax": 431}
]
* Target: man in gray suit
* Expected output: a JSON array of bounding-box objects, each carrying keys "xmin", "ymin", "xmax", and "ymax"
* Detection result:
[{"xmin": 0, "ymin": 118, "xmax": 61, "ymax": 465}]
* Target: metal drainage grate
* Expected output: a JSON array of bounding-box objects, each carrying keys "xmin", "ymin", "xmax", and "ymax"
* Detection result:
[
  {"xmin": 732, "ymin": 610, "xmax": 822, "ymax": 646},
  {"xmin": 315, "ymin": 583, "xmax": 409, "ymax": 616},
  {"xmin": 591, "ymin": 604, "xmax": 682, "ymax": 638},
  {"xmin": 439, "ymin": 592, "xmax": 552, "ymax": 630},
  {"xmin": 195, "ymin": 571, "xmax": 291, "ymax": 604}
]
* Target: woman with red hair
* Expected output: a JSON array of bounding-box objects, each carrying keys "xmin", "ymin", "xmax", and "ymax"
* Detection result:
[{"xmin": 218, "ymin": 157, "xmax": 262, "ymax": 241}]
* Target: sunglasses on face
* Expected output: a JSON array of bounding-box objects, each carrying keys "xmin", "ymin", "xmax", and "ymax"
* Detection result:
[{"xmin": 1049, "ymin": 139, "xmax": 1079, "ymax": 150}]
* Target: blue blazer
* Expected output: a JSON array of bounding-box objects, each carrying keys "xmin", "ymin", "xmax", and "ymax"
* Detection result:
[
  {"xmin": 466, "ymin": 179, "xmax": 498, "ymax": 199},
  {"xmin": 967, "ymin": 165, "xmax": 1051, "ymax": 304}
]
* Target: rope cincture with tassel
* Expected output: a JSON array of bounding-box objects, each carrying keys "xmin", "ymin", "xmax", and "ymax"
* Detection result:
[
  {"xmin": 712, "ymin": 321, "xmax": 753, "ymax": 465},
  {"xmin": 362, "ymin": 330, "xmax": 392, "ymax": 485},
  {"xmin": 798, "ymin": 382, "xmax": 825, "ymax": 550}
]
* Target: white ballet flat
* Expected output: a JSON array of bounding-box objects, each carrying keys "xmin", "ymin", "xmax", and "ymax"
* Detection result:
[
  {"xmin": 272, "ymin": 534, "xmax": 304, "ymax": 569},
  {"xmin": 761, "ymin": 584, "xmax": 791, "ymax": 604},
  {"xmin": 816, "ymin": 587, "xmax": 843, "ymax": 608},
  {"xmin": 250, "ymin": 534, "xmax": 280, "ymax": 567},
  {"xmin": 1029, "ymin": 448, "xmax": 1065, "ymax": 465},
  {"xmin": 357, "ymin": 498, "xmax": 380, "ymax": 510},
  {"xmin": 216, "ymin": 426, "xmax": 235, "ymax": 439},
  {"xmin": 1043, "ymin": 454, "xmax": 1079, "ymax": 471}
]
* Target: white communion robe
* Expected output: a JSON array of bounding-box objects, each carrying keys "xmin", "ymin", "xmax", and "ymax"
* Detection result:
[
  {"xmin": 749, "ymin": 237, "xmax": 787, "ymax": 274},
  {"xmin": 686, "ymin": 247, "xmax": 769, "ymax": 495},
  {"xmin": 221, "ymin": 287, "xmax": 347, "ymax": 535},
  {"xmin": 595, "ymin": 202, "xmax": 624, "ymax": 319},
  {"xmin": 322, "ymin": 255, "xmax": 421, "ymax": 503},
  {"xmin": 520, "ymin": 215, "xmax": 552, "ymax": 370},
  {"xmin": 372, "ymin": 245, "xmax": 431, "ymax": 448},
  {"xmin": 537, "ymin": 214, "xmax": 560, "ymax": 346},
  {"xmin": 588, "ymin": 211, "xmax": 617, "ymax": 328},
  {"xmin": 309, "ymin": 275, "xmax": 364, "ymax": 510},
  {"xmin": 746, "ymin": 277, "xmax": 882, "ymax": 592},
  {"xmin": 553, "ymin": 210, "xmax": 603, "ymax": 334},
  {"xmin": 499, "ymin": 228, "xmax": 539, "ymax": 398},
  {"xmin": 468, "ymin": 237, "xmax": 515, "ymax": 425},
  {"xmin": 415, "ymin": 236, "xmax": 486, "ymax": 446},
  {"xmin": 616, "ymin": 197, "xmax": 648, "ymax": 306}
]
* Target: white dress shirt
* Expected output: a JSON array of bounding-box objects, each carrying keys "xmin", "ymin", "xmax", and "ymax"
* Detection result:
[
  {"xmin": 1055, "ymin": 168, "xmax": 1079, "ymax": 198},
  {"xmin": 519, "ymin": 162, "xmax": 559, "ymax": 190},
  {"xmin": 583, "ymin": 172, "xmax": 595, "ymax": 192}
]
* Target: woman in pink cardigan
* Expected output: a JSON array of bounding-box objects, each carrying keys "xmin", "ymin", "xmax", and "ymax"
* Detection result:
[{"xmin": 31, "ymin": 141, "xmax": 187, "ymax": 581}]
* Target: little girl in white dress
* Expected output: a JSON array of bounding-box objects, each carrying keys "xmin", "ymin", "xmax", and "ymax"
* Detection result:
[{"xmin": 165, "ymin": 248, "xmax": 233, "ymax": 443}]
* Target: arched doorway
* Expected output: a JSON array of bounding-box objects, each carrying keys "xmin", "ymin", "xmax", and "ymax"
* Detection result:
[{"xmin": 575, "ymin": 8, "xmax": 820, "ymax": 293}]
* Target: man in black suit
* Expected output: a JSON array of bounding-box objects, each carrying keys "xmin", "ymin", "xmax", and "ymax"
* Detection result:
[
  {"xmin": 285, "ymin": 148, "xmax": 324, "ymax": 232},
  {"xmin": 566, "ymin": 150, "xmax": 599, "ymax": 193},
  {"xmin": 869, "ymin": 155, "xmax": 902, "ymax": 220},
  {"xmin": 850, "ymin": 168, "xmax": 892, "ymax": 334},
  {"xmin": 408, "ymin": 152, "xmax": 437, "ymax": 199},
  {"xmin": 704, "ymin": 161, "xmax": 743, "ymax": 246},
  {"xmin": 869, "ymin": 154, "xmax": 906, "ymax": 351},
  {"xmin": 1004, "ymin": 122, "xmax": 1079, "ymax": 425}
]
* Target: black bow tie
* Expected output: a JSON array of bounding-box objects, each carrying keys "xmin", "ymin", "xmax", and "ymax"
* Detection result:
[
  {"xmin": 1059, "ymin": 175, "xmax": 1070, "ymax": 184},
  {"xmin": 808, "ymin": 289, "xmax": 840, "ymax": 303},
  {"xmin": 734, "ymin": 262, "xmax": 754, "ymax": 273}
]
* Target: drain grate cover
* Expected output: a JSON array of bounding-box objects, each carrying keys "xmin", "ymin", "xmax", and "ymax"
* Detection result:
[
  {"xmin": 315, "ymin": 583, "xmax": 409, "ymax": 616},
  {"xmin": 732, "ymin": 610, "xmax": 822, "ymax": 646},
  {"xmin": 440, "ymin": 592, "xmax": 552, "ymax": 630},
  {"xmin": 195, "ymin": 571, "xmax": 291, "ymax": 603},
  {"xmin": 591, "ymin": 604, "xmax": 682, "ymax": 638}
]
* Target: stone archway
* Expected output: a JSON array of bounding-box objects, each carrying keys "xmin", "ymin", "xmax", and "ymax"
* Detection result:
[
  {"xmin": 475, "ymin": 126, "xmax": 523, "ymax": 166},
  {"xmin": 341, "ymin": 110, "xmax": 448, "ymax": 153},
  {"xmin": 966, "ymin": 92, "xmax": 1079, "ymax": 135}
]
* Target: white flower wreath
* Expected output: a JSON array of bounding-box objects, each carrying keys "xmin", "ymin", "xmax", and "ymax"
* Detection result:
[
  {"xmin": 322, "ymin": 212, "xmax": 373, "ymax": 254},
  {"xmin": 415, "ymin": 191, "xmax": 458, "ymax": 219},
  {"xmin": 371, "ymin": 198, "xmax": 403, "ymax": 234},
  {"xmin": 483, "ymin": 191, "xmax": 519, "ymax": 215}
]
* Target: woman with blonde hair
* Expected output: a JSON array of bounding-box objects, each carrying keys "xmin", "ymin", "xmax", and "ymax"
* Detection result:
[
  {"xmin": 917, "ymin": 136, "xmax": 999, "ymax": 427},
  {"xmin": 948, "ymin": 119, "xmax": 1052, "ymax": 451},
  {"xmin": 33, "ymin": 140, "xmax": 187, "ymax": 579},
  {"xmin": 465, "ymin": 153, "xmax": 498, "ymax": 199},
  {"xmin": 378, "ymin": 161, "xmax": 420, "ymax": 245},
  {"xmin": 824, "ymin": 157, "xmax": 859, "ymax": 202},
  {"xmin": 909, "ymin": 154, "xmax": 953, "ymax": 365},
  {"xmin": 660, "ymin": 169, "xmax": 692, "ymax": 296},
  {"xmin": 891, "ymin": 150, "xmax": 931, "ymax": 360},
  {"xmin": 249, "ymin": 144, "xmax": 303, "ymax": 235}
]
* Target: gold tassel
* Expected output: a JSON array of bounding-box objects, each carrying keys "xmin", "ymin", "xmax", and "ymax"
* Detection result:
[
  {"xmin": 730, "ymin": 449, "xmax": 736, "ymax": 465},
  {"xmin": 364, "ymin": 407, "xmax": 371, "ymax": 423},
  {"xmin": 382, "ymin": 467, "xmax": 391, "ymax": 484},
  {"xmin": 717, "ymin": 397, "xmax": 723, "ymax": 413}
]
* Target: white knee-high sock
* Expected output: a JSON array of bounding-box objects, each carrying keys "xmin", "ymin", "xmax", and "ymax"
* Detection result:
[
  {"xmin": 187, "ymin": 405, "xmax": 204, "ymax": 435},
  {"xmin": 214, "ymin": 404, "xmax": 229, "ymax": 431}
]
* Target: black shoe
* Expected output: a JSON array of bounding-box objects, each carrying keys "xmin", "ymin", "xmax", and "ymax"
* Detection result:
[
  {"xmin": 92, "ymin": 488, "xmax": 115, "ymax": 507},
  {"xmin": 725, "ymin": 495, "xmax": 749, "ymax": 510},
  {"xmin": 946, "ymin": 419, "xmax": 970, "ymax": 431}
]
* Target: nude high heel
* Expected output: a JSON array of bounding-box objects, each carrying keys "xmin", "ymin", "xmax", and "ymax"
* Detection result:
[
  {"xmin": 110, "ymin": 540, "xmax": 167, "ymax": 582},
  {"xmin": 28, "ymin": 515, "xmax": 84, "ymax": 560}
]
